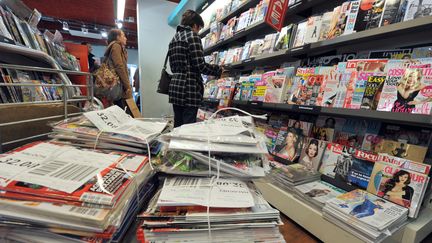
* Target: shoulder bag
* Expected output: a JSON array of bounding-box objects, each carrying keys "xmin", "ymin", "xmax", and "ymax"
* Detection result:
[
  {"xmin": 93, "ymin": 43, "xmax": 124, "ymax": 101},
  {"xmin": 157, "ymin": 52, "xmax": 172, "ymax": 95}
]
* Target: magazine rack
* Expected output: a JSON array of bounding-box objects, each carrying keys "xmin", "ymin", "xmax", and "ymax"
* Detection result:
[
  {"xmin": 0, "ymin": 48, "xmax": 94, "ymax": 152},
  {"xmin": 173, "ymin": 0, "xmax": 432, "ymax": 242}
]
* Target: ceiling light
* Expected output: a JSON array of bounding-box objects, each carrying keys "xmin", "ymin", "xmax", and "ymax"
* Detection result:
[
  {"xmin": 117, "ymin": 22, "xmax": 123, "ymax": 29},
  {"xmin": 62, "ymin": 22, "xmax": 69, "ymax": 30},
  {"xmin": 117, "ymin": 0, "xmax": 126, "ymax": 21},
  {"xmin": 101, "ymin": 31, "xmax": 108, "ymax": 38}
]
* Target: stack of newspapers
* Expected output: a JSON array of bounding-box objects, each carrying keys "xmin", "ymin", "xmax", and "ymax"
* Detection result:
[
  {"xmin": 156, "ymin": 115, "xmax": 269, "ymax": 178},
  {"xmin": 267, "ymin": 160, "xmax": 321, "ymax": 190},
  {"xmin": 136, "ymin": 176, "xmax": 285, "ymax": 243},
  {"xmin": 323, "ymin": 189, "xmax": 409, "ymax": 243},
  {"xmin": 0, "ymin": 141, "xmax": 156, "ymax": 242},
  {"xmin": 50, "ymin": 105, "xmax": 168, "ymax": 154},
  {"xmin": 292, "ymin": 180, "xmax": 346, "ymax": 209}
]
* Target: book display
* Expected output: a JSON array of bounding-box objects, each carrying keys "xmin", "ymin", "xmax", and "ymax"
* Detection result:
[{"xmin": 194, "ymin": 0, "xmax": 432, "ymax": 242}]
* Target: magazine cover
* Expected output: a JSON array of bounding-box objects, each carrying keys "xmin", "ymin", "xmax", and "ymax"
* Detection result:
[
  {"xmin": 328, "ymin": 3, "xmax": 352, "ymax": 39},
  {"xmin": 333, "ymin": 62, "xmax": 350, "ymax": 108},
  {"xmin": 274, "ymin": 127, "xmax": 303, "ymax": 163},
  {"xmin": 348, "ymin": 150, "xmax": 378, "ymax": 189},
  {"xmin": 292, "ymin": 21, "xmax": 307, "ymax": 48},
  {"xmin": 318, "ymin": 11, "xmax": 334, "ymax": 41},
  {"xmin": 354, "ymin": 0, "xmax": 386, "ymax": 32},
  {"xmin": 295, "ymin": 74, "xmax": 324, "ymax": 106},
  {"xmin": 273, "ymin": 24, "xmax": 294, "ymax": 51},
  {"xmin": 252, "ymin": 73, "xmax": 269, "ymax": 102},
  {"xmin": 334, "ymin": 118, "xmax": 367, "ymax": 149},
  {"xmin": 319, "ymin": 143, "xmax": 354, "ymax": 183},
  {"xmin": 377, "ymin": 153, "xmax": 431, "ymax": 174},
  {"xmin": 343, "ymin": 0, "xmax": 361, "ymax": 35},
  {"xmin": 379, "ymin": 123, "xmax": 432, "ymax": 147},
  {"xmin": 271, "ymin": 162, "xmax": 320, "ymax": 182},
  {"xmin": 298, "ymin": 138, "xmax": 327, "ymax": 172},
  {"xmin": 411, "ymin": 46, "xmax": 432, "ymax": 58},
  {"xmin": 295, "ymin": 180, "xmax": 346, "ymax": 204},
  {"xmin": 240, "ymin": 76, "xmax": 254, "ymax": 101},
  {"xmin": 377, "ymin": 68, "xmax": 406, "ymax": 111},
  {"xmin": 304, "ymin": 15, "xmax": 322, "ymax": 44},
  {"xmin": 403, "ymin": 0, "xmax": 432, "ymax": 21},
  {"xmin": 318, "ymin": 66, "xmax": 341, "ymax": 107},
  {"xmin": 360, "ymin": 75, "xmax": 386, "ymax": 109},
  {"xmin": 326, "ymin": 6, "xmax": 342, "ymax": 40},
  {"xmin": 288, "ymin": 119, "xmax": 313, "ymax": 137},
  {"xmin": 286, "ymin": 67, "xmax": 316, "ymax": 104},
  {"xmin": 350, "ymin": 71, "xmax": 376, "ymax": 109},
  {"xmin": 379, "ymin": 0, "xmax": 403, "ymax": 26},
  {"xmin": 311, "ymin": 116, "xmax": 346, "ymax": 142},
  {"xmin": 315, "ymin": 66, "xmax": 336, "ymax": 106},
  {"xmin": 327, "ymin": 189, "xmax": 408, "ymax": 229},
  {"xmin": 265, "ymin": 68, "xmax": 295, "ymax": 103},
  {"xmin": 367, "ymin": 161, "xmax": 429, "ymax": 217},
  {"xmin": 376, "ymin": 139, "xmax": 428, "ymax": 163}
]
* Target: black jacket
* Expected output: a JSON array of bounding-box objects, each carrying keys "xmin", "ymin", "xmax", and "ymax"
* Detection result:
[{"xmin": 168, "ymin": 25, "xmax": 221, "ymax": 107}]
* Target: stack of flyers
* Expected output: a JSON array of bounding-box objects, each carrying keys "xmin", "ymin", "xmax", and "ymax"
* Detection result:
[{"xmin": 323, "ymin": 189, "xmax": 408, "ymax": 243}]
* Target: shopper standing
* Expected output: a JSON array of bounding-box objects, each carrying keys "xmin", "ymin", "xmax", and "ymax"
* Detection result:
[
  {"xmin": 168, "ymin": 10, "xmax": 222, "ymax": 127},
  {"xmin": 105, "ymin": 29, "xmax": 133, "ymax": 110}
]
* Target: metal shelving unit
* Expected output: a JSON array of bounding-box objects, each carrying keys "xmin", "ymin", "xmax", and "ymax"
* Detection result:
[{"xmin": 197, "ymin": 0, "xmax": 432, "ymax": 242}]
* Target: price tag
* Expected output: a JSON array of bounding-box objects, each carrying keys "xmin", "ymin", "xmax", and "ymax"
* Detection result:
[{"xmin": 84, "ymin": 105, "xmax": 131, "ymax": 132}]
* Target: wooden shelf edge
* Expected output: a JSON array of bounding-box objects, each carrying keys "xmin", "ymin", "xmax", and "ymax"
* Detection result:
[{"xmin": 253, "ymin": 180, "xmax": 432, "ymax": 243}]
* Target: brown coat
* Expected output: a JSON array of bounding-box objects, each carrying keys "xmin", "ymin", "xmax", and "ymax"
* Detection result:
[{"xmin": 105, "ymin": 41, "xmax": 132, "ymax": 98}]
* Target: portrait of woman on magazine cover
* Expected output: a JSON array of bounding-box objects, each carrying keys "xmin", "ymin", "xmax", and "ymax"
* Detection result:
[
  {"xmin": 381, "ymin": 170, "xmax": 414, "ymax": 207},
  {"xmin": 277, "ymin": 129, "xmax": 300, "ymax": 162},
  {"xmin": 300, "ymin": 139, "xmax": 319, "ymax": 171},
  {"xmin": 392, "ymin": 69, "xmax": 432, "ymax": 113}
]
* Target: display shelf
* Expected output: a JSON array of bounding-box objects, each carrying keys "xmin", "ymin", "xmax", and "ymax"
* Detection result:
[
  {"xmin": 198, "ymin": 0, "xmax": 261, "ymax": 38},
  {"xmin": 253, "ymin": 180, "xmax": 432, "ymax": 243},
  {"xmin": 224, "ymin": 16, "xmax": 432, "ymax": 69},
  {"xmin": 203, "ymin": 20, "xmax": 268, "ymax": 55},
  {"xmin": 231, "ymin": 100, "xmax": 432, "ymax": 127}
]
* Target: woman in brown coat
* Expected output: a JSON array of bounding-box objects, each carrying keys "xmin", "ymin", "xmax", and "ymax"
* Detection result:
[{"xmin": 105, "ymin": 29, "xmax": 132, "ymax": 109}]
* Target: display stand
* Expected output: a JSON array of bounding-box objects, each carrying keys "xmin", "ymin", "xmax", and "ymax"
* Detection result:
[{"xmin": 254, "ymin": 180, "xmax": 432, "ymax": 243}]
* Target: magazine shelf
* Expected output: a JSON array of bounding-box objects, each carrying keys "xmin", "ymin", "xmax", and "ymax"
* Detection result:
[
  {"xmin": 254, "ymin": 180, "xmax": 432, "ymax": 243},
  {"xmin": 225, "ymin": 16, "xmax": 432, "ymax": 70},
  {"xmin": 203, "ymin": 20, "xmax": 268, "ymax": 55},
  {"xmin": 199, "ymin": 0, "xmax": 261, "ymax": 38},
  {"xmin": 231, "ymin": 100, "xmax": 432, "ymax": 127}
]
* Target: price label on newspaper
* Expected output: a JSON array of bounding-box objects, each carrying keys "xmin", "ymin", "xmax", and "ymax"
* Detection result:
[
  {"xmin": 158, "ymin": 177, "xmax": 254, "ymax": 208},
  {"xmin": 175, "ymin": 116, "xmax": 250, "ymax": 137},
  {"xmin": 0, "ymin": 143, "xmax": 121, "ymax": 193}
]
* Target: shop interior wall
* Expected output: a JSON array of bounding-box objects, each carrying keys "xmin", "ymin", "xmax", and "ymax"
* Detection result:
[{"xmin": 137, "ymin": 0, "xmax": 177, "ymax": 117}]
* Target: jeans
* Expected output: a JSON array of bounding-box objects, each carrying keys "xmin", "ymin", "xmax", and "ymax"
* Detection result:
[{"xmin": 173, "ymin": 105, "xmax": 198, "ymax": 128}]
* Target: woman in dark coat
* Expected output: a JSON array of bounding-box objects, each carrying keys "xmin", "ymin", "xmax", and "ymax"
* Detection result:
[{"xmin": 168, "ymin": 10, "xmax": 222, "ymax": 127}]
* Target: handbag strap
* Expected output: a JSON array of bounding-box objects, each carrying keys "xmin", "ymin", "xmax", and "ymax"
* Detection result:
[{"xmin": 163, "ymin": 51, "xmax": 169, "ymax": 70}]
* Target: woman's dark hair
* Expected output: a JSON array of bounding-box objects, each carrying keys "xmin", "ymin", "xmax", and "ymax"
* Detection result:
[
  {"xmin": 307, "ymin": 139, "xmax": 319, "ymax": 158},
  {"xmin": 108, "ymin": 29, "xmax": 123, "ymax": 44},
  {"xmin": 383, "ymin": 170, "xmax": 411, "ymax": 194},
  {"xmin": 324, "ymin": 117, "xmax": 336, "ymax": 128},
  {"xmin": 181, "ymin": 10, "xmax": 204, "ymax": 28}
]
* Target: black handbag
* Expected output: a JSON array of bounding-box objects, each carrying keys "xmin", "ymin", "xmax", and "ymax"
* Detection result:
[{"xmin": 157, "ymin": 53, "xmax": 172, "ymax": 95}]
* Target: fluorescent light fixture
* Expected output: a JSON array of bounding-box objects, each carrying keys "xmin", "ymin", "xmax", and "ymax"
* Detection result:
[
  {"xmin": 101, "ymin": 31, "xmax": 108, "ymax": 38},
  {"xmin": 62, "ymin": 22, "xmax": 69, "ymax": 30},
  {"xmin": 117, "ymin": 0, "xmax": 126, "ymax": 21},
  {"xmin": 117, "ymin": 22, "xmax": 123, "ymax": 29}
]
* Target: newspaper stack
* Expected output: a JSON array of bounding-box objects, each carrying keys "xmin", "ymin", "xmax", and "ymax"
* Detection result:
[
  {"xmin": 0, "ymin": 141, "xmax": 156, "ymax": 242},
  {"xmin": 323, "ymin": 189, "xmax": 409, "ymax": 243},
  {"xmin": 267, "ymin": 160, "xmax": 321, "ymax": 191},
  {"xmin": 136, "ymin": 176, "xmax": 285, "ymax": 243},
  {"xmin": 293, "ymin": 180, "xmax": 346, "ymax": 209},
  {"xmin": 156, "ymin": 115, "xmax": 269, "ymax": 178},
  {"xmin": 50, "ymin": 105, "xmax": 169, "ymax": 154}
]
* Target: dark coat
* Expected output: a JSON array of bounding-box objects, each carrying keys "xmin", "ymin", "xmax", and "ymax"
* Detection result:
[{"xmin": 168, "ymin": 25, "xmax": 221, "ymax": 107}]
